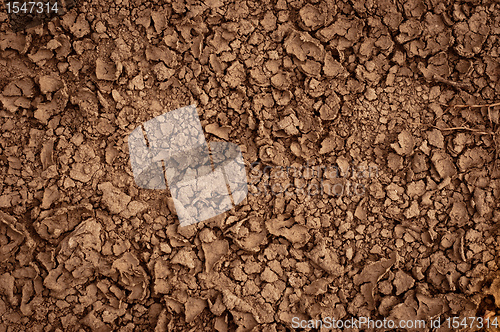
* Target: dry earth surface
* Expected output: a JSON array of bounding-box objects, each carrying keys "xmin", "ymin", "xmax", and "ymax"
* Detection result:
[{"xmin": 0, "ymin": 0, "xmax": 500, "ymax": 331}]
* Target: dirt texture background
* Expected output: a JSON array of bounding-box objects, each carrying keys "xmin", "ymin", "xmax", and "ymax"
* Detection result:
[{"xmin": 0, "ymin": 0, "xmax": 500, "ymax": 331}]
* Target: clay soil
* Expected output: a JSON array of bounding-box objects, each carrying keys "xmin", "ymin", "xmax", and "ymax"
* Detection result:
[{"xmin": 1, "ymin": 0, "xmax": 500, "ymax": 331}]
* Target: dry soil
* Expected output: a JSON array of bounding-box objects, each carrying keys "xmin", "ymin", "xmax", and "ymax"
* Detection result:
[{"xmin": 0, "ymin": 0, "xmax": 500, "ymax": 331}]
